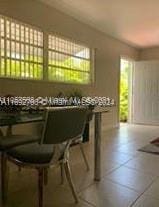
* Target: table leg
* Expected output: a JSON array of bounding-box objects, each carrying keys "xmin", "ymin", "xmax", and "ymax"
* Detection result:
[{"xmin": 94, "ymin": 112, "xmax": 101, "ymax": 181}]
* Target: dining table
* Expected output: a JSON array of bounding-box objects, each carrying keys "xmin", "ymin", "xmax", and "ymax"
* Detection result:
[
  {"xmin": 0, "ymin": 112, "xmax": 44, "ymax": 136},
  {"xmin": 0, "ymin": 107, "xmax": 109, "ymax": 181}
]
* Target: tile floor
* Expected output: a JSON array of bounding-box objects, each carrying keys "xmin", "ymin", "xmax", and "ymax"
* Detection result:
[{"xmin": 1, "ymin": 123, "xmax": 159, "ymax": 207}]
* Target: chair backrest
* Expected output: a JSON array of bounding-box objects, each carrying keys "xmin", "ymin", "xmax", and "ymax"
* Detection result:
[{"xmin": 41, "ymin": 106, "xmax": 88, "ymax": 144}]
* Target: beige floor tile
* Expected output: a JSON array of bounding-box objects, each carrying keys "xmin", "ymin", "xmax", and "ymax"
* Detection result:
[
  {"xmin": 101, "ymin": 150, "xmax": 133, "ymax": 165},
  {"xmin": 115, "ymin": 140, "xmax": 152, "ymax": 156},
  {"xmin": 80, "ymin": 178, "xmax": 139, "ymax": 207},
  {"xmin": 125, "ymin": 153, "xmax": 159, "ymax": 176},
  {"xmin": 101, "ymin": 159, "xmax": 121, "ymax": 177},
  {"xmin": 106, "ymin": 166, "xmax": 155, "ymax": 193},
  {"xmin": 144, "ymin": 177, "xmax": 159, "ymax": 200}
]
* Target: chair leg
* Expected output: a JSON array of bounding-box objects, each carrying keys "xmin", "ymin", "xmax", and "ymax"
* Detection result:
[
  {"xmin": 38, "ymin": 168, "xmax": 44, "ymax": 207},
  {"xmin": 79, "ymin": 142, "xmax": 90, "ymax": 171},
  {"xmin": 1, "ymin": 153, "xmax": 9, "ymax": 205},
  {"xmin": 44, "ymin": 168, "xmax": 48, "ymax": 186},
  {"xmin": 64, "ymin": 160, "xmax": 79, "ymax": 203},
  {"xmin": 60, "ymin": 163, "xmax": 65, "ymax": 185}
]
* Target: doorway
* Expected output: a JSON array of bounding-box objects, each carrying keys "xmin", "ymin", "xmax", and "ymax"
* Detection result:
[{"xmin": 120, "ymin": 58, "xmax": 134, "ymax": 123}]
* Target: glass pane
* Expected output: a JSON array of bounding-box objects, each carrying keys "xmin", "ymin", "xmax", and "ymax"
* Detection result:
[
  {"xmin": 15, "ymin": 24, "xmax": 20, "ymax": 41},
  {"xmin": 0, "ymin": 38, "xmax": 5, "ymax": 56},
  {"xmin": 6, "ymin": 20, "xmax": 10, "ymax": 38},
  {"xmin": 21, "ymin": 25, "xmax": 25, "ymax": 42},
  {"xmin": 37, "ymin": 65, "xmax": 43, "ymax": 79},
  {"xmin": 37, "ymin": 48, "xmax": 43, "ymax": 63},
  {"xmin": 21, "ymin": 61, "xmax": 25, "ymax": 77},
  {"xmin": 6, "ymin": 59, "xmax": 11, "ymax": 76},
  {"xmin": 0, "ymin": 17, "xmax": 4, "ymax": 37},
  {"xmin": 25, "ymin": 62, "xmax": 30, "ymax": 78},
  {"xmin": 16, "ymin": 61, "xmax": 21, "ymax": 77},
  {"xmin": 11, "ymin": 22, "xmax": 16, "ymax": 39},
  {"xmin": 0, "ymin": 58, "xmax": 5, "ymax": 76}
]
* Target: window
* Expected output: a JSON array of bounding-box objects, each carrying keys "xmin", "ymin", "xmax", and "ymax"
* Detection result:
[
  {"xmin": 48, "ymin": 35, "xmax": 91, "ymax": 84},
  {"xmin": 0, "ymin": 15, "xmax": 43, "ymax": 80},
  {"xmin": 0, "ymin": 15, "xmax": 93, "ymax": 84}
]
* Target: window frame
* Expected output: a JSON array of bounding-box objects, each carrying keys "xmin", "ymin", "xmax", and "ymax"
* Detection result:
[
  {"xmin": 0, "ymin": 15, "xmax": 95, "ymax": 85},
  {"xmin": 0, "ymin": 15, "xmax": 44, "ymax": 80}
]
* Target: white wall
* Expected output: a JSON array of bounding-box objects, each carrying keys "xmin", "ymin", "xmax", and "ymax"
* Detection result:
[{"xmin": 0, "ymin": 0, "xmax": 139, "ymax": 130}]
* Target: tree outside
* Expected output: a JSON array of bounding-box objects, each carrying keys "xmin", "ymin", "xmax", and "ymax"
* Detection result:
[{"xmin": 120, "ymin": 59, "xmax": 129, "ymax": 122}]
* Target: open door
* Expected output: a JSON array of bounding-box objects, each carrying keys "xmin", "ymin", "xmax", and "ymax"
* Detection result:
[
  {"xmin": 132, "ymin": 60, "xmax": 159, "ymax": 125},
  {"xmin": 120, "ymin": 58, "xmax": 133, "ymax": 123}
]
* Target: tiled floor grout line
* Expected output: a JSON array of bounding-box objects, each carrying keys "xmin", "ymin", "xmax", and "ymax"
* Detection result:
[
  {"xmin": 77, "ymin": 182, "xmax": 96, "ymax": 194},
  {"xmin": 101, "ymin": 156, "xmax": 138, "ymax": 178},
  {"xmin": 104, "ymin": 177, "xmax": 143, "ymax": 194},
  {"xmin": 129, "ymin": 176, "xmax": 159, "ymax": 207},
  {"xmin": 122, "ymin": 164, "xmax": 159, "ymax": 177},
  {"xmin": 79, "ymin": 197, "xmax": 97, "ymax": 207}
]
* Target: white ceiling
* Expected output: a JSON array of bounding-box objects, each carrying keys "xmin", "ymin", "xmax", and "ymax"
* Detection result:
[{"xmin": 39, "ymin": 0, "xmax": 159, "ymax": 48}]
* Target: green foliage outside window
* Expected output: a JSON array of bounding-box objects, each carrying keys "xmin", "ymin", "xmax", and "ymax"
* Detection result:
[
  {"xmin": 49, "ymin": 57, "xmax": 90, "ymax": 84},
  {"xmin": 120, "ymin": 63, "xmax": 128, "ymax": 122},
  {"xmin": 1, "ymin": 55, "xmax": 90, "ymax": 84},
  {"xmin": 0, "ymin": 59, "xmax": 43, "ymax": 79}
]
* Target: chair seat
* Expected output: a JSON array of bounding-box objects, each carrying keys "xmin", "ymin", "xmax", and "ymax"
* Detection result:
[
  {"xmin": 7, "ymin": 143, "xmax": 65, "ymax": 164},
  {"xmin": 0, "ymin": 135, "xmax": 39, "ymax": 151}
]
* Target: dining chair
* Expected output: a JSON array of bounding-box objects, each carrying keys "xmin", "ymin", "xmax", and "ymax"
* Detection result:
[
  {"xmin": 60, "ymin": 106, "xmax": 93, "ymax": 184},
  {"xmin": 0, "ymin": 129, "xmax": 39, "ymax": 205},
  {"xmin": 5, "ymin": 106, "xmax": 88, "ymax": 207},
  {"xmin": 73, "ymin": 106, "xmax": 93, "ymax": 170}
]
